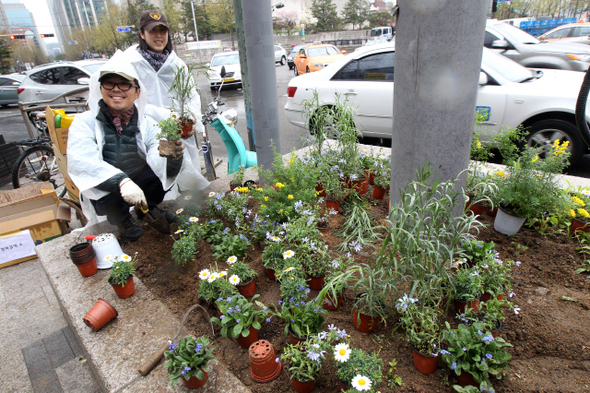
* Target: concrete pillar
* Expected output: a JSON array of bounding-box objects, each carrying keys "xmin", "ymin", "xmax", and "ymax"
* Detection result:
[
  {"xmin": 240, "ymin": 0, "xmax": 282, "ymax": 170},
  {"xmin": 390, "ymin": 0, "xmax": 488, "ymax": 205}
]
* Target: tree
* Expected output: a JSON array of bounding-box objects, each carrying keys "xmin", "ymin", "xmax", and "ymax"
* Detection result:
[
  {"xmin": 0, "ymin": 36, "xmax": 12, "ymax": 74},
  {"xmin": 311, "ymin": 0, "xmax": 340, "ymax": 32},
  {"xmin": 342, "ymin": 0, "xmax": 370, "ymax": 30},
  {"xmin": 163, "ymin": 0, "xmax": 183, "ymax": 43},
  {"xmin": 94, "ymin": 1, "xmax": 133, "ymax": 56},
  {"xmin": 180, "ymin": 0, "xmax": 214, "ymax": 41},
  {"xmin": 367, "ymin": 11, "xmax": 391, "ymax": 27},
  {"xmin": 126, "ymin": 0, "xmax": 156, "ymax": 35},
  {"xmin": 274, "ymin": 9, "xmax": 299, "ymax": 33},
  {"xmin": 208, "ymin": 0, "xmax": 235, "ymax": 47}
]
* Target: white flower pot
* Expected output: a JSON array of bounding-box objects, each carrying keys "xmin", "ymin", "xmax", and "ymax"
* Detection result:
[
  {"xmin": 92, "ymin": 233, "xmax": 124, "ymax": 269},
  {"xmin": 494, "ymin": 207, "xmax": 525, "ymax": 236}
]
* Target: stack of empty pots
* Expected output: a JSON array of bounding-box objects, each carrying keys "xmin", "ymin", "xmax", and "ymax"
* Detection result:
[
  {"xmin": 249, "ymin": 340, "xmax": 281, "ymax": 383},
  {"xmin": 70, "ymin": 242, "xmax": 97, "ymax": 277}
]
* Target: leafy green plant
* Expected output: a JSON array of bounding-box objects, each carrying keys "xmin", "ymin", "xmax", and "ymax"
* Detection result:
[
  {"xmin": 168, "ymin": 64, "xmax": 200, "ymax": 122},
  {"xmin": 277, "ymin": 266, "xmax": 309, "ymax": 303},
  {"xmin": 462, "ymin": 298, "xmax": 515, "ymax": 333},
  {"xmin": 171, "ymin": 235, "xmax": 196, "ymax": 265},
  {"xmin": 396, "ymin": 297, "xmax": 443, "ymax": 355},
  {"xmin": 229, "ymin": 165, "xmax": 246, "ymax": 188},
  {"xmin": 210, "ymin": 232, "xmax": 252, "ymax": 260},
  {"xmin": 459, "ymin": 240, "xmax": 495, "ymax": 265},
  {"xmin": 476, "ymin": 256, "xmax": 515, "ymax": 298},
  {"xmin": 338, "ymin": 195, "xmax": 383, "ymax": 253},
  {"xmin": 226, "ymin": 257, "xmax": 257, "ymax": 283},
  {"xmin": 334, "ymin": 346, "xmax": 383, "ymax": 390},
  {"xmin": 163, "ymin": 336, "xmax": 215, "ymax": 386},
  {"xmin": 261, "ymin": 240, "xmax": 287, "ymax": 271},
  {"xmin": 156, "ymin": 116, "xmax": 182, "ymax": 141},
  {"xmin": 272, "ymin": 298, "xmax": 328, "ymax": 338},
  {"xmin": 106, "ymin": 253, "xmax": 136, "ymax": 286},
  {"xmin": 370, "ymin": 153, "xmax": 391, "ymax": 189},
  {"xmin": 210, "ymin": 294, "xmax": 268, "ymax": 339},
  {"xmin": 386, "ymin": 359, "xmax": 404, "ymax": 388},
  {"xmin": 440, "ymin": 321, "xmax": 512, "ymax": 386},
  {"xmin": 197, "ymin": 268, "xmax": 239, "ymax": 304},
  {"xmin": 451, "ymin": 266, "xmax": 484, "ymax": 302}
]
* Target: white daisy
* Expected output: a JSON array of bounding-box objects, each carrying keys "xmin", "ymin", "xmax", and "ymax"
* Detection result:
[
  {"xmin": 351, "ymin": 375, "xmax": 372, "ymax": 391},
  {"xmin": 120, "ymin": 254, "xmax": 131, "ymax": 262},
  {"xmin": 284, "ymin": 266, "xmax": 295, "ymax": 272},
  {"xmin": 189, "ymin": 217, "xmax": 198, "ymax": 223},
  {"xmin": 184, "ymin": 195, "xmax": 192, "ymax": 201},
  {"xmin": 104, "ymin": 255, "xmax": 112, "ymax": 261},
  {"xmin": 176, "ymin": 208, "xmax": 184, "ymax": 214},
  {"xmin": 199, "ymin": 269, "xmax": 210, "ymax": 280},
  {"xmin": 229, "ymin": 275, "xmax": 240, "ymax": 285},
  {"xmin": 333, "ymin": 343, "xmax": 350, "ymax": 362},
  {"xmin": 218, "ymin": 271, "xmax": 228, "ymax": 277},
  {"xmin": 227, "ymin": 256, "xmax": 238, "ymax": 264},
  {"xmin": 208, "ymin": 192, "xmax": 216, "ymax": 197},
  {"xmin": 283, "ymin": 250, "xmax": 295, "ymax": 259},
  {"xmin": 207, "ymin": 272, "xmax": 218, "ymax": 283},
  {"xmin": 271, "ymin": 236, "xmax": 281, "ymax": 242},
  {"xmin": 174, "ymin": 229, "xmax": 184, "ymax": 234}
]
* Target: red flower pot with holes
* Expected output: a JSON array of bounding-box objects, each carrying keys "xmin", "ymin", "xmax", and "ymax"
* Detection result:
[
  {"xmin": 373, "ymin": 185, "xmax": 388, "ymax": 199},
  {"xmin": 236, "ymin": 326, "xmax": 259, "ymax": 349},
  {"xmin": 110, "ymin": 277, "xmax": 135, "ymax": 299},
  {"xmin": 237, "ymin": 278, "xmax": 256, "ymax": 297},
  {"xmin": 182, "ymin": 370, "xmax": 208, "ymax": 389},
  {"xmin": 83, "ymin": 299, "xmax": 118, "ymax": 332},
  {"xmin": 249, "ymin": 340, "xmax": 281, "ymax": 383},
  {"xmin": 291, "ymin": 378, "xmax": 315, "ymax": 393},
  {"xmin": 411, "ymin": 345, "xmax": 440, "ymax": 375}
]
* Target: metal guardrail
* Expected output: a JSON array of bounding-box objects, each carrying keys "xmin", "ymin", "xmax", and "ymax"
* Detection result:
[{"xmin": 322, "ymin": 38, "xmax": 367, "ymax": 46}]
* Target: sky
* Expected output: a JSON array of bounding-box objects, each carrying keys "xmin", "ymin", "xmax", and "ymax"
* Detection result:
[{"xmin": 21, "ymin": 0, "xmax": 58, "ymax": 44}]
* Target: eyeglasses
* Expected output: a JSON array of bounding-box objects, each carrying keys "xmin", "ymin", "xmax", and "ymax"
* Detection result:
[{"xmin": 100, "ymin": 81, "xmax": 139, "ymax": 91}]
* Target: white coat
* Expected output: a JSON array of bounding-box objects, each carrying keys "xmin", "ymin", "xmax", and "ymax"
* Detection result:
[
  {"xmin": 123, "ymin": 45, "xmax": 209, "ymax": 192},
  {"xmin": 67, "ymin": 50, "xmax": 190, "ymax": 227}
]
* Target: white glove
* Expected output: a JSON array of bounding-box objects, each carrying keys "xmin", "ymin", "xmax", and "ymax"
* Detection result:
[{"xmin": 119, "ymin": 178, "xmax": 148, "ymax": 210}]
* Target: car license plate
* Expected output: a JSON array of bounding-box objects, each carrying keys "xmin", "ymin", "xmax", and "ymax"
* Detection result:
[{"xmin": 224, "ymin": 78, "xmax": 235, "ymax": 82}]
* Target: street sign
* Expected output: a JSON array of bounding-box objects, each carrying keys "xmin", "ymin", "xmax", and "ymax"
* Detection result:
[
  {"xmin": 116, "ymin": 26, "xmax": 131, "ymax": 33},
  {"xmin": 184, "ymin": 40, "xmax": 222, "ymax": 50}
]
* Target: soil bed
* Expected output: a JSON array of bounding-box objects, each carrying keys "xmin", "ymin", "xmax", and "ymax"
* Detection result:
[{"xmin": 122, "ymin": 194, "xmax": 590, "ymax": 393}]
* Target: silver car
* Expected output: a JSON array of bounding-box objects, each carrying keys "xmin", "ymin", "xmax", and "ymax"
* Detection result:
[
  {"xmin": 274, "ymin": 44, "xmax": 287, "ymax": 66},
  {"xmin": 18, "ymin": 59, "xmax": 106, "ymax": 104},
  {"xmin": 485, "ymin": 19, "xmax": 590, "ymax": 71},
  {"xmin": 0, "ymin": 74, "xmax": 24, "ymax": 107}
]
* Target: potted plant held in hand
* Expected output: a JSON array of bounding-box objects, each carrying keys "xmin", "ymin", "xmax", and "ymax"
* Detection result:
[
  {"xmin": 164, "ymin": 336, "xmax": 215, "ymax": 389},
  {"xmin": 106, "ymin": 253, "xmax": 136, "ymax": 299},
  {"xmin": 156, "ymin": 116, "xmax": 184, "ymax": 161},
  {"xmin": 210, "ymin": 294, "xmax": 269, "ymax": 348},
  {"xmin": 169, "ymin": 64, "xmax": 199, "ymax": 137}
]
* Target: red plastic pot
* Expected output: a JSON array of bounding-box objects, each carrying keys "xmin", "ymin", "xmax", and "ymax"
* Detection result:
[
  {"xmin": 317, "ymin": 221, "xmax": 330, "ymax": 234},
  {"xmin": 453, "ymin": 297, "xmax": 480, "ymax": 314},
  {"xmin": 289, "ymin": 328, "xmax": 308, "ymax": 345},
  {"xmin": 236, "ymin": 326, "xmax": 259, "ymax": 349},
  {"xmin": 352, "ymin": 308, "xmax": 379, "ymax": 333},
  {"xmin": 291, "ymin": 378, "xmax": 315, "ymax": 393},
  {"xmin": 468, "ymin": 202, "xmax": 486, "ymax": 216},
  {"xmin": 182, "ymin": 370, "xmax": 208, "ymax": 389},
  {"xmin": 351, "ymin": 176, "xmax": 368, "ymax": 195},
  {"xmin": 249, "ymin": 340, "xmax": 281, "ymax": 383},
  {"xmin": 323, "ymin": 293, "xmax": 343, "ymax": 311},
  {"xmin": 571, "ymin": 217, "xmax": 590, "ymax": 234},
  {"xmin": 307, "ymin": 274, "xmax": 325, "ymax": 291},
  {"xmin": 180, "ymin": 121, "xmax": 195, "ymax": 138},
  {"xmin": 70, "ymin": 242, "xmax": 97, "ymax": 277},
  {"xmin": 367, "ymin": 171, "xmax": 375, "ymax": 185},
  {"xmin": 75, "ymin": 259, "xmax": 98, "ymax": 277},
  {"xmin": 456, "ymin": 371, "xmax": 476, "ymax": 387},
  {"xmin": 326, "ymin": 200, "xmax": 341, "ymax": 212},
  {"xmin": 373, "ymin": 185, "xmax": 388, "ymax": 199},
  {"xmin": 237, "ymin": 278, "xmax": 256, "ymax": 297},
  {"xmin": 491, "ymin": 320, "xmax": 502, "ymax": 338},
  {"xmin": 412, "ymin": 346, "xmax": 440, "ymax": 375},
  {"xmin": 265, "ymin": 268, "xmax": 276, "ymax": 281},
  {"xmin": 481, "ymin": 291, "xmax": 504, "ymax": 303},
  {"xmin": 83, "ymin": 298, "xmax": 118, "ymax": 332},
  {"xmin": 110, "ymin": 277, "xmax": 135, "ymax": 299}
]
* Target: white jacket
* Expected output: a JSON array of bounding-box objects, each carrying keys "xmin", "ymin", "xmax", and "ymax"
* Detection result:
[
  {"xmin": 67, "ymin": 51, "xmax": 189, "ymax": 226},
  {"xmin": 123, "ymin": 45, "xmax": 209, "ymax": 192}
]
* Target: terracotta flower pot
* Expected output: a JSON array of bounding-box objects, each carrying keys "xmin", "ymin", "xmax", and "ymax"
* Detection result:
[
  {"xmin": 323, "ymin": 292, "xmax": 343, "ymax": 311},
  {"xmin": 291, "ymin": 378, "xmax": 315, "ymax": 393},
  {"xmin": 317, "ymin": 221, "xmax": 330, "ymax": 234},
  {"xmin": 70, "ymin": 242, "xmax": 97, "ymax": 277},
  {"xmin": 367, "ymin": 171, "xmax": 375, "ymax": 185},
  {"xmin": 453, "ymin": 297, "xmax": 481, "ymax": 314},
  {"xmin": 289, "ymin": 328, "xmax": 308, "ymax": 345},
  {"xmin": 491, "ymin": 320, "xmax": 502, "ymax": 338},
  {"xmin": 467, "ymin": 202, "xmax": 486, "ymax": 216},
  {"xmin": 571, "ymin": 217, "xmax": 590, "ymax": 234},
  {"xmin": 306, "ymin": 273, "xmax": 325, "ymax": 291},
  {"xmin": 182, "ymin": 370, "xmax": 208, "ymax": 389},
  {"xmin": 351, "ymin": 175, "xmax": 368, "ymax": 195},
  {"xmin": 412, "ymin": 346, "xmax": 440, "ymax": 375},
  {"xmin": 481, "ymin": 291, "xmax": 504, "ymax": 303},
  {"xmin": 315, "ymin": 183, "xmax": 326, "ymax": 197},
  {"xmin": 486, "ymin": 205, "xmax": 498, "ymax": 217},
  {"xmin": 83, "ymin": 298, "xmax": 118, "ymax": 332},
  {"xmin": 180, "ymin": 120, "xmax": 195, "ymax": 138},
  {"xmin": 456, "ymin": 371, "xmax": 476, "ymax": 388},
  {"xmin": 237, "ymin": 278, "xmax": 256, "ymax": 297},
  {"xmin": 265, "ymin": 268, "xmax": 276, "ymax": 281},
  {"xmin": 373, "ymin": 185, "xmax": 388, "ymax": 199},
  {"xmin": 110, "ymin": 276, "xmax": 135, "ymax": 299},
  {"xmin": 326, "ymin": 200, "xmax": 341, "ymax": 212},
  {"xmin": 352, "ymin": 308, "xmax": 379, "ymax": 333},
  {"xmin": 249, "ymin": 340, "xmax": 281, "ymax": 383},
  {"xmin": 236, "ymin": 326, "xmax": 259, "ymax": 349}
]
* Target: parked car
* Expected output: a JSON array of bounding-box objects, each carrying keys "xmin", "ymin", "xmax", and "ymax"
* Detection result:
[
  {"xmin": 206, "ymin": 51, "xmax": 242, "ymax": 90},
  {"xmin": 274, "ymin": 44, "xmax": 287, "ymax": 66},
  {"xmin": 288, "ymin": 43, "xmax": 307, "ymax": 70},
  {"xmin": 285, "ymin": 43, "xmax": 590, "ymax": 164},
  {"xmin": 485, "ymin": 19, "xmax": 590, "ymax": 71},
  {"xmin": 539, "ymin": 22, "xmax": 590, "ymax": 45},
  {"xmin": 293, "ymin": 43, "xmax": 345, "ymax": 76},
  {"xmin": 17, "ymin": 59, "xmax": 106, "ymax": 104},
  {"xmin": 0, "ymin": 74, "xmax": 25, "ymax": 107}
]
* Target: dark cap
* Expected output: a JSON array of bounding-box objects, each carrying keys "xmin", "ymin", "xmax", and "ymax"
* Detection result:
[{"xmin": 139, "ymin": 10, "xmax": 168, "ymax": 31}]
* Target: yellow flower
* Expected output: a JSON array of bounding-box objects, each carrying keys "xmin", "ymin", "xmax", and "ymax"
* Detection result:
[
  {"xmin": 569, "ymin": 209, "xmax": 576, "ymax": 218},
  {"xmin": 264, "ymin": 196, "xmax": 269, "ymax": 201},
  {"xmin": 495, "ymin": 170, "xmax": 506, "ymax": 178},
  {"xmin": 532, "ymin": 155, "xmax": 539, "ymax": 163},
  {"xmin": 476, "ymin": 139, "xmax": 482, "ymax": 149},
  {"xmin": 261, "ymin": 204, "xmax": 266, "ymax": 208},
  {"xmin": 256, "ymin": 188, "xmax": 264, "ymax": 192},
  {"xmin": 579, "ymin": 208, "xmax": 590, "ymax": 219},
  {"xmin": 571, "ymin": 196, "xmax": 585, "ymax": 207},
  {"xmin": 275, "ymin": 182, "xmax": 285, "ymax": 189},
  {"xmin": 235, "ymin": 186, "xmax": 250, "ymax": 193},
  {"xmin": 279, "ymin": 209, "xmax": 284, "ymax": 213},
  {"xmin": 288, "ymin": 195, "xmax": 294, "ymax": 200}
]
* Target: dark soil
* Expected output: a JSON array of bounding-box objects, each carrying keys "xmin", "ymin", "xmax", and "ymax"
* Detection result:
[{"xmin": 122, "ymin": 191, "xmax": 590, "ymax": 393}]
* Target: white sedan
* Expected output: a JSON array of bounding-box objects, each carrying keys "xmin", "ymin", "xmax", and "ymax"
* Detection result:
[
  {"xmin": 207, "ymin": 51, "xmax": 242, "ymax": 90},
  {"xmin": 285, "ymin": 43, "xmax": 590, "ymax": 164}
]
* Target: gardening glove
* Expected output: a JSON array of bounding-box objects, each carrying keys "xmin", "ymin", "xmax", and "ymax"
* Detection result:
[{"xmin": 119, "ymin": 178, "xmax": 148, "ymax": 210}]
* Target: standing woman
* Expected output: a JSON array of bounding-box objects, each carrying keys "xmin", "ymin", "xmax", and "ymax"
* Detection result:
[{"xmin": 124, "ymin": 10, "xmax": 209, "ymax": 194}]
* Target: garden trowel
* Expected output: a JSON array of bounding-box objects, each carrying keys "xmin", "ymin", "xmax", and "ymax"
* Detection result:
[{"xmin": 140, "ymin": 206, "xmax": 170, "ymax": 234}]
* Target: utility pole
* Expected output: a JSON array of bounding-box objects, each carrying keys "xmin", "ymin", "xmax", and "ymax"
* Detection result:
[
  {"xmin": 390, "ymin": 0, "xmax": 488, "ymax": 209},
  {"xmin": 191, "ymin": 1, "xmax": 203, "ymax": 63}
]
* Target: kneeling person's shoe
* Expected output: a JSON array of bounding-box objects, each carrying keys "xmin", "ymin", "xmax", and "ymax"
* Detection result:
[{"xmin": 117, "ymin": 215, "xmax": 143, "ymax": 241}]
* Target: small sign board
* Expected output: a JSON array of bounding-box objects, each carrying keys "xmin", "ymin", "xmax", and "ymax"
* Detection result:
[
  {"xmin": 184, "ymin": 40, "xmax": 222, "ymax": 50},
  {"xmin": 0, "ymin": 230, "xmax": 36, "ymax": 267},
  {"xmin": 116, "ymin": 26, "xmax": 131, "ymax": 33}
]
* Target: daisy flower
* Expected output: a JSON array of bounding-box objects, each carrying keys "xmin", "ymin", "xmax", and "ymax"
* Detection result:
[
  {"xmin": 208, "ymin": 192, "xmax": 216, "ymax": 197},
  {"xmin": 174, "ymin": 229, "xmax": 184, "ymax": 234},
  {"xmin": 104, "ymin": 255, "xmax": 112, "ymax": 261},
  {"xmin": 284, "ymin": 266, "xmax": 295, "ymax": 272},
  {"xmin": 283, "ymin": 250, "xmax": 295, "ymax": 259},
  {"xmin": 189, "ymin": 217, "xmax": 198, "ymax": 223},
  {"xmin": 333, "ymin": 343, "xmax": 350, "ymax": 362},
  {"xmin": 351, "ymin": 375, "xmax": 372, "ymax": 391},
  {"xmin": 199, "ymin": 269, "xmax": 210, "ymax": 280},
  {"xmin": 207, "ymin": 272, "xmax": 218, "ymax": 283},
  {"xmin": 218, "ymin": 271, "xmax": 228, "ymax": 278},
  {"xmin": 271, "ymin": 236, "xmax": 281, "ymax": 242},
  {"xmin": 120, "ymin": 254, "xmax": 132, "ymax": 262},
  {"xmin": 176, "ymin": 208, "xmax": 184, "ymax": 214},
  {"xmin": 184, "ymin": 195, "xmax": 192, "ymax": 201},
  {"xmin": 229, "ymin": 275, "xmax": 240, "ymax": 285},
  {"xmin": 227, "ymin": 256, "xmax": 238, "ymax": 264}
]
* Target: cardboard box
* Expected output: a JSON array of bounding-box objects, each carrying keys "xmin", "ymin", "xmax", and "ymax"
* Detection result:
[{"xmin": 0, "ymin": 182, "xmax": 64, "ymax": 249}]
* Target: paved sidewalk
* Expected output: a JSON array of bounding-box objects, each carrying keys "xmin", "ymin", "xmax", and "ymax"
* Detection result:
[{"xmin": 0, "ymin": 259, "xmax": 99, "ymax": 392}]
